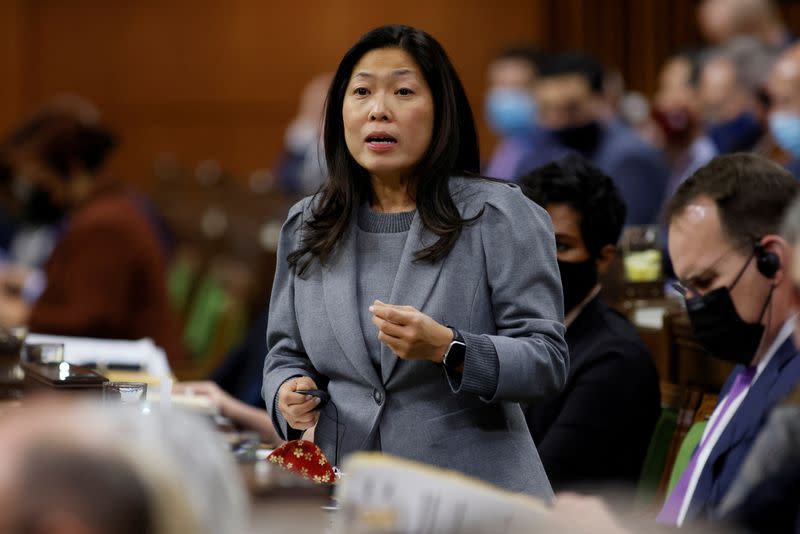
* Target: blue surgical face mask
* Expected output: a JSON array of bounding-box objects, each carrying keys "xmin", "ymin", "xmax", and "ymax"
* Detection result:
[
  {"xmin": 769, "ymin": 112, "xmax": 800, "ymax": 159},
  {"xmin": 485, "ymin": 88, "xmax": 537, "ymax": 137}
]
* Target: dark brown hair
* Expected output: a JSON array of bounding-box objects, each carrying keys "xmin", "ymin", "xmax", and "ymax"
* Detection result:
[
  {"xmin": 666, "ymin": 153, "xmax": 799, "ymax": 247},
  {"xmin": 6, "ymin": 112, "xmax": 117, "ymax": 180}
]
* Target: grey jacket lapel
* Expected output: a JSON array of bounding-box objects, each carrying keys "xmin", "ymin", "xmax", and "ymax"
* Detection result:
[
  {"xmin": 380, "ymin": 213, "xmax": 446, "ymax": 383},
  {"xmin": 322, "ymin": 225, "xmax": 382, "ymax": 389}
]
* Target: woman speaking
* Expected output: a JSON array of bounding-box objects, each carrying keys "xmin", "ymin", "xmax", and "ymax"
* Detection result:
[{"xmin": 263, "ymin": 25, "xmax": 567, "ymax": 498}]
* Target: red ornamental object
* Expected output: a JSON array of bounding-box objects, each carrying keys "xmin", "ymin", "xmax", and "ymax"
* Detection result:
[{"xmin": 267, "ymin": 439, "xmax": 337, "ymax": 484}]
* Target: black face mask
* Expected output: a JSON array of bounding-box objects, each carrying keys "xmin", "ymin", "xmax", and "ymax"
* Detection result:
[
  {"xmin": 22, "ymin": 186, "xmax": 64, "ymax": 225},
  {"xmin": 684, "ymin": 253, "xmax": 772, "ymax": 366},
  {"xmin": 558, "ymin": 259, "xmax": 598, "ymax": 314},
  {"xmin": 551, "ymin": 121, "xmax": 602, "ymax": 154}
]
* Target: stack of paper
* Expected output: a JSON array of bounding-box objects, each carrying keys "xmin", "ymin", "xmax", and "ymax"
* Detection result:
[
  {"xmin": 23, "ymin": 334, "xmax": 171, "ymax": 378},
  {"xmin": 334, "ymin": 453, "xmax": 549, "ymax": 534}
]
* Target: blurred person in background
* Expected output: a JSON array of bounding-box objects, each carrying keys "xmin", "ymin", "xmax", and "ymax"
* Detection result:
[
  {"xmin": 274, "ymin": 73, "xmax": 333, "ymax": 195},
  {"xmin": 483, "ymin": 45, "xmax": 546, "ymax": 180},
  {"xmin": 1, "ymin": 96, "xmax": 117, "ymax": 270},
  {"xmin": 766, "ymin": 43, "xmax": 800, "ymax": 178},
  {"xmin": 0, "ymin": 111, "xmax": 187, "ymax": 365},
  {"xmin": 698, "ymin": 0, "xmax": 794, "ymax": 50},
  {"xmin": 657, "ymin": 154, "xmax": 800, "ymax": 527},
  {"xmin": 0, "ymin": 398, "xmax": 249, "ymax": 534},
  {"xmin": 520, "ymin": 155, "xmax": 660, "ymax": 493},
  {"xmin": 516, "ymin": 52, "xmax": 669, "ymax": 225},
  {"xmin": 652, "ymin": 49, "xmax": 717, "ymax": 204},
  {"xmin": 174, "ymin": 304, "xmax": 283, "ymax": 444},
  {"xmin": 698, "ymin": 36, "xmax": 777, "ymax": 155}
]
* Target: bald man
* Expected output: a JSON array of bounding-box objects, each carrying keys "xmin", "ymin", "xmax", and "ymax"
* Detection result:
[
  {"xmin": 768, "ymin": 43, "xmax": 800, "ymax": 177},
  {"xmin": 699, "ymin": 0, "xmax": 794, "ymax": 50}
]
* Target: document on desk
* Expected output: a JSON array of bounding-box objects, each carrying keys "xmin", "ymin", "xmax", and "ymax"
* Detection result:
[
  {"xmin": 334, "ymin": 453, "xmax": 548, "ymax": 534},
  {"xmin": 23, "ymin": 334, "xmax": 171, "ymax": 377}
]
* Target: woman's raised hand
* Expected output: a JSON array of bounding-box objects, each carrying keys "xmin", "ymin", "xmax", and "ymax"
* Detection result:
[{"xmin": 370, "ymin": 300, "xmax": 454, "ymax": 363}]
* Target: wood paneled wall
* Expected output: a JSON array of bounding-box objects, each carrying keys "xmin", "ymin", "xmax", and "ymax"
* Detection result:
[
  {"xmin": 0, "ymin": 0, "xmax": 546, "ymax": 189},
  {"xmin": 3, "ymin": 0, "xmax": 800, "ymax": 191}
]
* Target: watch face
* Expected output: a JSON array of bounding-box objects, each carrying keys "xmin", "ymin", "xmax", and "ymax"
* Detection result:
[{"xmin": 444, "ymin": 341, "xmax": 466, "ymax": 368}]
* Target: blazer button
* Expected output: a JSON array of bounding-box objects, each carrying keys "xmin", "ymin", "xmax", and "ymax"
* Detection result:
[{"xmin": 373, "ymin": 389, "xmax": 384, "ymax": 405}]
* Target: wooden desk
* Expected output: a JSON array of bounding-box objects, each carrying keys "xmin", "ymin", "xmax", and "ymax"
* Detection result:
[{"xmin": 240, "ymin": 460, "xmax": 333, "ymax": 532}]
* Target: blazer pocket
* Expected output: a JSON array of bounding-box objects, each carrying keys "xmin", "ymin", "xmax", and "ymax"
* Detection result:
[{"xmin": 422, "ymin": 404, "xmax": 510, "ymax": 439}]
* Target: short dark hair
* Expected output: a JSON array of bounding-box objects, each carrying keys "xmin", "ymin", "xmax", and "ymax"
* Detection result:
[
  {"xmin": 13, "ymin": 444, "xmax": 153, "ymax": 534},
  {"xmin": 289, "ymin": 24, "xmax": 481, "ymax": 274},
  {"xmin": 669, "ymin": 47, "xmax": 706, "ymax": 88},
  {"xmin": 537, "ymin": 52, "xmax": 605, "ymax": 94},
  {"xmin": 519, "ymin": 154, "xmax": 626, "ymax": 258},
  {"xmin": 494, "ymin": 45, "xmax": 547, "ymax": 72},
  {"xmin": 666, "ymin": 153, "xmax": 799, "ymax": 248},
  {"xmin": 5, "ymin": 112, "xmax": 117, "ymax": 180}
]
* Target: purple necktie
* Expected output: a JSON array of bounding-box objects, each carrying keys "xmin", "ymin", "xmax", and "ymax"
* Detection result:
[{"xmin": 657, "ymin": 367, "xmax": 757, "ymax": 525}]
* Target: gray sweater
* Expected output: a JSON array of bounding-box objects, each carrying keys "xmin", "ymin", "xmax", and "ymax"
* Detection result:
[{"xmin": 356, "ymin": 204, "xmax": 415, "ymax": 370}]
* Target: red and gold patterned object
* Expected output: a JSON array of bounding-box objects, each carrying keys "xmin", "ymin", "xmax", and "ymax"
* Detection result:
[{"xmin": 267, "ymin": 440, "xmax": 337, "ymax": 484}]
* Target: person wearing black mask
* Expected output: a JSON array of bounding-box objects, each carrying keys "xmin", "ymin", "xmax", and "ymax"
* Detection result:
[
  {"xmin": 514, "ymin": 53, "xmax": 669, "ymax": 226},
  {"xmin": 0, "ymin": 111, "xmax": 187, "ymax": 366},
  {"xmin": 657, "ymin": 153, "xmax": 800, "ymax": 527},
  {"xmin": 520, "ymin": 154, "xmax": 660, "ymax": 492}
]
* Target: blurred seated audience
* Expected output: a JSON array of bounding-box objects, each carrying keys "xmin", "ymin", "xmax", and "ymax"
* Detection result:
[
  {"xmin": 483, "ymin": 45, "xmax": 546, "ymax": 180},
  {"xmin": 698, "ymin": 0, "xmax": 794, "ymax": 50},
  {"xmin": 515, "ymin": 52, "xmax": 669, "ymax": 225},
  {"xmin": 0, "ymin": 397, "xmax": 249, "ymax": 534},
  {"xmin": 174, "ymin": 380, "xmax": 280, "ymax": 445},
  {"xmin": 766, "ymin": 43, "xmax": 800, "ymax": 177},
  {"xmin": 0, "ymin": 112, "xmax": 187, "ymax": 365},
  {"xmin": 173, "ymin": 305, "xmax": 280, "ymax": 443},
  {"xmin": 657, "ymin": 154, "xmax": 800, "ymax": 527},
  {"xmin": 698, "ymin": 37, "xmax": 777, "ymax": 155},
  {"xmin": 274, "ymin": 73, "xmax": 332, "ymax": 195},
  {"xmin": 651, "ymin": 49, "xmax": 717, "ymax": 205},
  {"xmin": 520, "ymin": 155, "xmax": 660, "ymax": 492},
  {"xmin": 209, "ymin": 304, "xmax": 269, "ymax": 410}
]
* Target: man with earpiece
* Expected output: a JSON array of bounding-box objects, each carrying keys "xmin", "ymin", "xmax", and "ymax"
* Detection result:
[{"xmin": 656, "ymin": 153, "xmax": 800, "ymax": 528}]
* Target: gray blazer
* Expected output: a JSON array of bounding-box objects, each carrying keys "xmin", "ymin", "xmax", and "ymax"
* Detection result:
[{"xmin": 263, "ymin": 177, "xmax": 568, "ymax": 498}]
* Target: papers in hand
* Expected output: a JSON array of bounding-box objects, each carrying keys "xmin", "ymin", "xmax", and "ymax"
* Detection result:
[
  {"xmin": 333, "ymin": 452, "xmax": 548, "ymax": 534},
  {"xmin": 24, "ymin": 333, "xmax": 171, "ymax": 377}
]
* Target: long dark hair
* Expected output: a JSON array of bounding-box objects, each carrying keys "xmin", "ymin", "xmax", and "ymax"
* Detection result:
[{"xmin": 288, "ymin": 25, "xmax": 480, "ymax": 275}]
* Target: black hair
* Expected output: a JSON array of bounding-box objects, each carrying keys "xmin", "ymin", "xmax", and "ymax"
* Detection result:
[
  {"xmin": 494, "ymin": 45, "xmax": 547, "ymax": 72},
  {"xmin": 5, "ymin": 112, "xmax": 117, "ymax": 180},
  {"xmin": 667, "ymin": 153, "xmax": 799, "ymax": 248},
  {"xmin": 670, "ymin": 47, "xmax": 706, "ymax": 88},
  {"xmin": 288, "ymin": 24, "xmax": 481, "ymax": 275},
  {"xmin": 519, "ymin": 154, "xmax": 626, "ymax": 258},
  {"xmin": 537, "ymin": 52, "xmax": 605, "ymax": 94}
]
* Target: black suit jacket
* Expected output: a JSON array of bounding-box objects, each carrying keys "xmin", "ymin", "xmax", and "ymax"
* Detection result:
[{"xmin": 525, "ymin": 296, "xmax": 661, "ymax": 491}]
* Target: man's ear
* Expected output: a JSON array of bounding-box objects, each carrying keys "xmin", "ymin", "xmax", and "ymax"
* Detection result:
[
  {"xmin": 759, "ymin": 235, "xmax": 789, "ymax": 284},
  {"xmin": 595, "ymin": 244, "xmax": 617, "ymax": 275}
]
